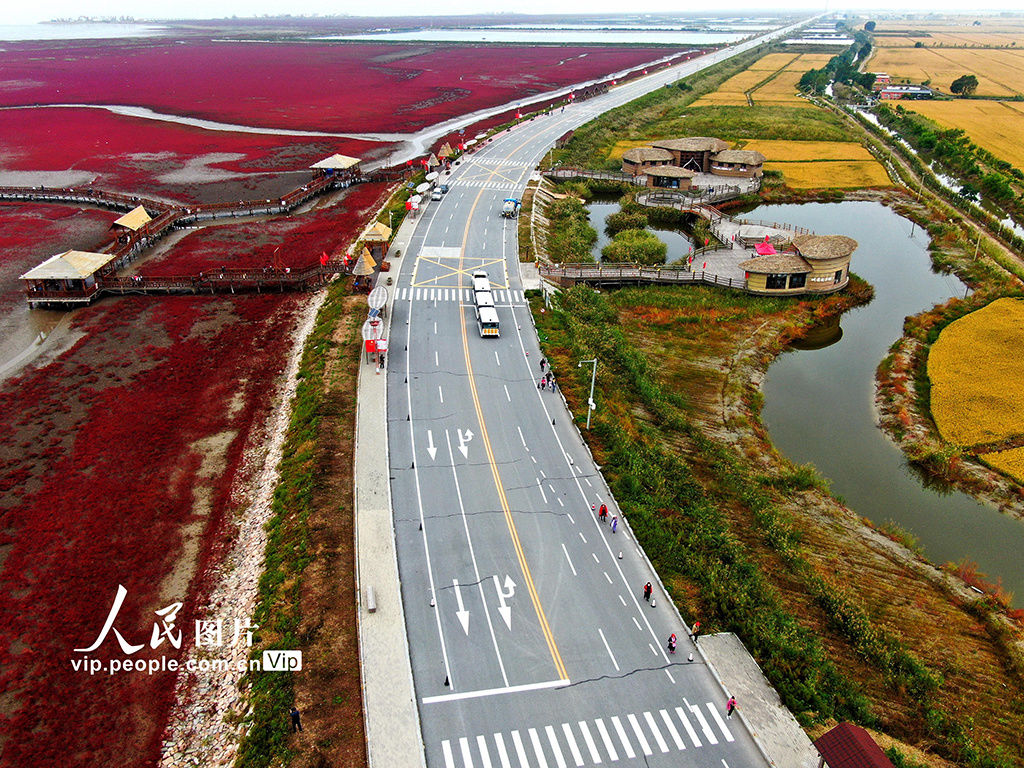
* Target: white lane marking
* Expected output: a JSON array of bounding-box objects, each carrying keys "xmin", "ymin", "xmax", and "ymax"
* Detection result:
[
  {"xmin": 539, "ymin": 469, "xmax": 546, "ymax": 479},
  {"xmin": 445, "ymin": 431, "xmax": 508, "ymax": 684},
  {"xmin": 537, "ymin": 479, "xmax": 548, "ymax": 503},
  {"xmin": 511, "ymin": 730, "xmax": 529, "ymax": 768},
  {"xmin": 566, "ymin": 513, "xmax": 574, "ymax": 523},
  {"xmin": 665, "ymin": 670, "xmax": 676, "ymax": 684},
  {"xmin": 618, "ymin": 595, "xmax": 626, "ymax": 606},
  {"xmin": 649, "ymin": 643, "xmax": 657, "ymax": 656},
  {"xmin": 557, "ymin": 497, "xmax": 565, "ymax": 507},
  {"xmin": 422, "ymin": 677, "xmax": 569, "ymax": 704},
  {"xmin": 603, "ymin": 571, "xmax": 613, "ymax": 584},
  {"xmin": 548, "ymin": 483, "xmax": 557, "ymax": 496},
  {"xmin": 644, "ymin": 711, "xmax": 669, "ymax": 753},
  {"xmin": 545, "ymin": 725, "xmax": 567, "ymax": 768},
  {"xmin": 593, "ymin": 719, "xmax": 618, "ymax": 762},
  {"xmin": 675, "ymin": 706, "xmax": 702, "ymax": 747},
  {"xmin": 431, "ymin": 288, "xmax": 436, "ymax": 301},
  {"xmin": 561, "ymin": 724, "xmax": 584, "ymax": 768},
  {"xmin": 442, "ymin": 739, "xmax": 456, "ymax": 768},
  {"xmin": 434, "ymin": 320, "xmax": 437, "ymax": 334},
  {"xmin": 460, "ymin": 736, "xmax": 475, "ymax": 768},
  {"xmin": 584, "ymin": 478, "xmax": 592, "ymax": 487},
  {"xmin": 610, "ymin": 716, "xmax": 635, "ymax": 759},
  {"xmin": 528, "ymin": 728, "xmax": 550, "ymax": 768},
  {"xmin": 495, "ymin": 349, "xmax": 501, "ymax": 365},
  {"xmin": 435, "ymin": 350, "xmax": 439, "ymax": 367},
  {"xmin": 688, "ymin": 702, "xmax": 718, "ymax": 745},
  {"xmin": 494, "ymin": 733, "xmax": 512, "ymax": 768},
  {"xmin": 627, "ymin": 714, "xmax": 652, "ymax": 756},
  {"xmin": 438, "ymin": 385, "xmax": 444, "ymax": 404},
  {"xmin": 579, "ymin": 532, "xmax": 587, "ymax": 543},
  {"xmin": 706, "ymin": 702, "xmax": 735, "ymax": 742},
  {"xmin": 723, "ymin": 761, "xmax": 731, "ymax": 768},
  {"xmin": 632, "ymin": 617, "xmax": 642, "ymax": 631},
  {"xmin": 598, "ymin": 628, "xmax": 619, "ymax": 671},
  {"xmin": 477, "ymin": 734, "xmax": 494, "ymax": 768},
  {"xmin": 517, "ymin": 426, "xmax": 527, "ymax": 448},
  {"xmin": 561, "ymin": 543, "xmax": 577, "ymax": 575},
  {"xmin": 531, "ymin": 455, "xmax": 537, "ymax": 463},
  {"xmin": 591, "ymin": 552, "xmax": 599, "ymax": 563},
  {"xmin": 504, "ymin": 385, "xmax": 511, "ymax": 402},
  {"xmin": 659, "ymin": 709, "xmax": 685, "ymax": 750},
  {"xmin": 577, "ymin": 721, "xmax": 602, "ymax": 764}
]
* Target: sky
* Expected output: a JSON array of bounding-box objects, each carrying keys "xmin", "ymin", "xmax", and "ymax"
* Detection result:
[{"xmin": 4, "ymin": 2, "xmax": 1023, "ymax": 26}]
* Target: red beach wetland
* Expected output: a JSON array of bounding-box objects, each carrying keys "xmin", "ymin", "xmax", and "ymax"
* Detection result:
[{"xmin": 0, "ymin": 41, "xmax": 689, "ymax": 133}]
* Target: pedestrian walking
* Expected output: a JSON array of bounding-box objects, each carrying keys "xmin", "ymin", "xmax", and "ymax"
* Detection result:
[
  {"xmin": 610, "ymin": 516, "xmax": 618, "ymax": 533},
  {"xmin": 540, "ymin": 357, "xmax": 547, "ymax": 371},
  {"xmin": 599, "ymin": 503, "xmax": 608, "ymax": 522},
  {"xmin": 545, "ymin": 372, "xmax": 552, "ymax": 385},
  {"xmin": 538, "ymin": 376, "xmax": 545, "ymax": 390},
  {"xmin": 549, "ymin": 378, "xmax": 556, "ymax": 393},
  {"xmin": 726, "ymin": 696, "xmax": 737, "ymax": 718},
  {"xmin": 690, "ymin": 620, "xmax": 701, "ymax": 644},
  {"xmin": 643, "ymin": 582, "xmax": 652, "ymax": 602},
  {"xmin": 667, "ymin": 633, "xmax": 677, "ymax": 654},
  {"xmin": 289, "ymin": 706, "xmax": 302, "ymax": 733}
]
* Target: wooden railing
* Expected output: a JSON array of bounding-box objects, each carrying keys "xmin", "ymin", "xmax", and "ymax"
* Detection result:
[{"xmin": 538, "ymin": 263, "xmax": 750, "ymax": 291}]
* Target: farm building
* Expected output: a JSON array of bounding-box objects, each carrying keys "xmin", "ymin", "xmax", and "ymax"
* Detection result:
[
  {"xmin": 622, "ymin": 146, "xmax": 674, "ymax": 176},
  {"xmin": 710, "ymin": 149, "xmax": 765, "ymax": 178},
  {"xmin": 739, "ymin": 233, "xmax": 856, "ymax": 295},
  {"xmin": 879, "ymin": 84, "xmax": 933, "ymax": 100}
]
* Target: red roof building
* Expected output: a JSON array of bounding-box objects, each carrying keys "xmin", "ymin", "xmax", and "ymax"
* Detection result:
[{"xmin": 813, "ymin": 722, "xmax": 895, "ymax": 768}]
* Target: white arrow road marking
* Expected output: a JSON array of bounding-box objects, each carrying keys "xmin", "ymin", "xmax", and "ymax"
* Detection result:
[
  {"xmin": 426, "ymin": 430, "xmax": 437, "ymax": 460},
  {"xmin": 453, "ymin": 579, "xmax": 470, "ymax": 635},
  {"xmin": 458, "ymin": 428, "xmax": 474, "ymax": 458},
  {"xmin": 494, "ymin": 574, "xmax": 516, "ymax": 630}
]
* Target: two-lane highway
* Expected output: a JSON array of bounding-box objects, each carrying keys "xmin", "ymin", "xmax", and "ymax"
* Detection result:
[{"xmin": 385, "ymin": 18, "xmax": 816, "ymax": 768}]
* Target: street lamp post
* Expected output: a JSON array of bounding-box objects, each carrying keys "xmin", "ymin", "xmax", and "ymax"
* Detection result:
[{"xmin": 578, "ymin": 358, "xmax": 598, "ymax": 429}]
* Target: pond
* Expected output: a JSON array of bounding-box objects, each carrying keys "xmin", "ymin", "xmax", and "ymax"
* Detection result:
[
  {"xmin": 755, "ymin": 201, "xmax": 1024, "ymax": 605},
  {"xmin": 586, "ymin": 197, "xmax": 695, "ymax": 264}
]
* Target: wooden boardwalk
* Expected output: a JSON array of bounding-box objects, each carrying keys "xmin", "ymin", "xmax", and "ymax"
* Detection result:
[{"xmin": 538, "ymin": 263, "xmax": 750, "ymax": 292}]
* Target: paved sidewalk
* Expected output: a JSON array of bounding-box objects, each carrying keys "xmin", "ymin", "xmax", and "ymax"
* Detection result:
[
  {"xmin": 354, "ymin": 214, "xmax": 425, "ymax": 768},
  {"xmin": 701, "ymin": 633, "xmax": 821, "ymax": 768}
]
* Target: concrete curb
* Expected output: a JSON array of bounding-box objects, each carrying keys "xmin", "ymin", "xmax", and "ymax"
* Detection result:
[{"xmin": 354, "ymin": 206, "xmax": 428, "ymax": 768}]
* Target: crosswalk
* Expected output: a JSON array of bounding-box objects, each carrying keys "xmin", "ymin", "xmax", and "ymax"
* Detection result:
[
  {"xmin": 439, "ymin": 702, "xmax": 735, "ymax": 767},
  {"xmin": 400, "ymin": 287, "xmax": 526, "ymax": 304},
  {"xmin": 450, "ymin": 179, "xmax": 520, "ymax": 191},
  {"xmin": 464, "ymin": 158, "xmax": 532, "ymax": 168}
]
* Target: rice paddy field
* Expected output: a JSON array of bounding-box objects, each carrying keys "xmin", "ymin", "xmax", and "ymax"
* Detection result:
[
  {"xmin": 692, "ymin": 53, "xmax": 830, "ymax": 108},
  {"xmin": 742, "ymin": 140, "xmax": 875, "ymax": 161},
  {"xmin": 980, "ymin": 445, "xmax": 1024, "ymax": 485},
  {"xmin": 866, "ymin": 46, "xmax": 1024, "ymax": 97},
  {"xmin": 928, "ymin": 297, "xmax": 1024, "ymax": 448},
  {"xmin": 899, "ymin": 99, "xmax": 1024, "ymax": 170},
  {"xmin": 763, "ymin": 160, "xmax": 891, "ymax": 189},
  {"xmin": 871, "ymin": 17, "xmax": 1024, "ymax": 48}
]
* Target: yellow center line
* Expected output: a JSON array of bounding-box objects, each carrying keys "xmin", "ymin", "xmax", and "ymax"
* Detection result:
[{"xmin": 454, "ymin": 140, "xmax": 568, "ymax": 682}]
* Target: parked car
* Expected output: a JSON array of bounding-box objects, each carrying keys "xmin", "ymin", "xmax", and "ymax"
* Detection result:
[
  {"xmin": 431, "ymin": 189, "xmax": 443, "ymax": 201},
  {"xmin": 439, "ymin": 184, "xmax": 450, "ymax": 194}
]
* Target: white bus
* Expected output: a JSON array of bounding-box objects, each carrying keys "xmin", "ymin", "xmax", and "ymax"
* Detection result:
[{"xmin": 472, "ymin": 271, "xmax": 499, "ymax": 337}]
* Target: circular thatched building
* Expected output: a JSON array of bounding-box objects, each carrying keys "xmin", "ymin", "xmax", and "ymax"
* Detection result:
[{"xmin": 739, "ymin": 234, "xmax": 857, "ymax": 294}]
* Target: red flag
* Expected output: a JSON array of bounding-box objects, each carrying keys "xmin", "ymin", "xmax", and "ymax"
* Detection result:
[
  {"xmin": 704, "ymin": 237, "xmax": 710, "ymax": 246},
  {"xmin": 320, "ymin": 251, "xmax": 329, "ymax": 266},
  {"xmin": 702, "ymin": 261, "xmax": 707, "ymax": 270},
  {"xmin": 516, "ymin": 111, "xmax": 522, "ymax": 119}
]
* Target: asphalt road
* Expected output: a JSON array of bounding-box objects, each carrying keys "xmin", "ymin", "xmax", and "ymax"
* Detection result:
[{"xmin": 386, "ymin": 18, "xmax": 816, "ymax": 768}]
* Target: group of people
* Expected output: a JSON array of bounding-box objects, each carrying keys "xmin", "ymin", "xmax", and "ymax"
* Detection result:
[
  {"xmin": 538, "ymin": 357, "xmax": 556, "ymax": 392},
  {"xmin": 593, "ymin": 502, "xmax": 617, "ymax": 533}
]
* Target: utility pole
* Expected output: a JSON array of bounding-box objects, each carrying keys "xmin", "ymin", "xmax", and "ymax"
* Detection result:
[{"xmin": 578, "ymin": 358, "xmax": 598, "ymax": 429}]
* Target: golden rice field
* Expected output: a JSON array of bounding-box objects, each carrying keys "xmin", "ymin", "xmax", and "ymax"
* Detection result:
[
  {"xmin": 899, "ymin": 100, "xmax": 1024, "ymax": 170},
  {"xmin": 694, "ymin": 53, "xmax": 828, "ymax": 109},
  {"xmin": 866, "ymin": 47, "xmax": 1024, "ymax": 97},
  {"xmin": 928, "ymin": 297, "xmax": 1024, "ymax": 447},
  {"xmin": 743, "ymin": 140, "xmax": 873, "ymax": 161},
  {"xmin": 980, "ymin": 446, "xmax": 1024, "ymax": 485},
  {"xmin": 873, "ymin": 17, "xmax": 1024, "ymax": 47},
  {"xmin": 606, "ymin": 140, "xmax": 658, "ymax": 161},
  {"xmin": 763, "ymin": 160, "xmax": 891, "ymax": 189}
]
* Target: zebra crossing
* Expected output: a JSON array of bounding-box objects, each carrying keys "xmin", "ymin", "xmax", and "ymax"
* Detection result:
[
  {"xmin": 451, "ymin": 179, "xmax": 520, "ymax": 191},
  {"xmin": 439, "ymin": 701, "xmax": 735, "ymax": 768},
  {"xmin": 400, "ymin": 287, "xmax": 526, "ymax": 304},
  {"xmin": 465, "ymin": 158, "xmax": 532, "ymax": 168}
]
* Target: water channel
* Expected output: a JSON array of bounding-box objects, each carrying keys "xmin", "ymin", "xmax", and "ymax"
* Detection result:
[
  {"xmin": 585, "ymin": 195, "xmax": 1024, "ymax": 603},
  {"xmin": 753, "ymin": 201, "xmax": 1024, "ymax": 604},
  {"xmin": 587, "ymin": 197, "xmax": 695, "ymax": 263}
]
